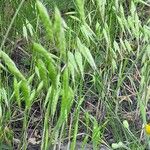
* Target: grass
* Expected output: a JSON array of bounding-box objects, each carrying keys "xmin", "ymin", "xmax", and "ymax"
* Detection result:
[{"xmin": 0, "ymin": 0, "xmax": 150, "ymax": 149}]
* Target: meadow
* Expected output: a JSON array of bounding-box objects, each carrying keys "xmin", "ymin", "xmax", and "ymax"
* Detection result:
[{"xmin": 0, "ymin": 0, "xmax": 150, "ymax": 149}]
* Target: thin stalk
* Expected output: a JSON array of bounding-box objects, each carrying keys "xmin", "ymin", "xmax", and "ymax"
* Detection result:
[{"xmin": 0, "ymin": 0, "xmax": 25, "ymax": 50}]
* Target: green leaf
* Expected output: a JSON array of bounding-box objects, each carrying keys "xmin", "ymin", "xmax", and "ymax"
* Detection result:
[
  {"xmin": 14, "ymin": 78, "xmax": 21, "ymax": 107},
  {"xmin": 33, "ymin": 43, "xmax": 57, "ymax": 88},
  {"xmin": 80, "ymin": 23, "xmax": 96, "ymax": 44},
  {"xmin": 76, "ymin": 0, "xmax": 85, "ymax": 22},
  {"xmin": 36, "ymin": 0, "xmax": 53, "ymax": 41},
  {"xmin": 75, "ymin": 51, "xmax": 84, "ymax": 78},
  {"xmin": 21, "ymin": 80, "xmax": 31, "ymax": 108},
  {"xmin": 68, "ymin": 51, "xmax": 78, "ymax": 72},
  {"xmin": 0, "ymin": 51, "xmax": 25, "ymax": 80},
  {"xmin": 1, "ymin": 88, "xmax": 9, "ymax": 107},
  {"xmin": 29, "ymin": 90, "xmax": 36, "ymax": 103},
  {"xmin": 68, "ymin": 63, "xmax": 75, "ymax": 83},
  {"xmin": 54, "ymin": 7, "xmax": 66, "ymax": 60},
  {"xmin": 36, "ymin": 81, "xmax": 44, "ymax": 95},
  {"xmin": 37, "ymin": 59, "xmax": 48, "ymax": 88},
  {"xmin": 44, "ymin": 86, "xmax": 52, "ymax": 108},
  {"xmin": 77, "ymin": 38, "xmax": 97, "ymax": 70},
  {"xmin": 51, "ymin": 88, "xmax": 60, "ymax": 117}
]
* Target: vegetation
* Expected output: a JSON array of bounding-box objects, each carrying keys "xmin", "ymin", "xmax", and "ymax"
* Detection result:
[{"xmin": 0, "ymin": 0, "xmax": 150, "ymax": 149}]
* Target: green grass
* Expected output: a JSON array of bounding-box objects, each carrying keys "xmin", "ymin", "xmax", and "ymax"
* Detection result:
[{"xmin": 0, "ymin": 0, "xmax": 150, "ymax": 149}]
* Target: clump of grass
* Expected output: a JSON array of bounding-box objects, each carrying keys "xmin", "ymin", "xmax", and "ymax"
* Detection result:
[{"xmin": 0, "ymin": 0, "xmax": 150, "ymax": 149}]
